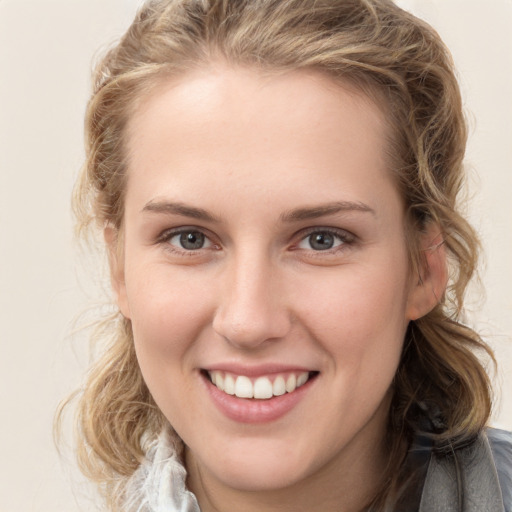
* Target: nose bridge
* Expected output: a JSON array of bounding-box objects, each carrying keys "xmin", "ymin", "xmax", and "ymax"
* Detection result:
[{"xmin": 213, "ymin": 246, "xmax": 290, "ymax": 348}]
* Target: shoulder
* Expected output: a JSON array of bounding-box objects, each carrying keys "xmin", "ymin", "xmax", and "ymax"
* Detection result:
[
  {"xmin": 487, "ymin": 428, "xmax": 512, "ymax": 512},
  {"xmin": 418, "ymin": 428, "xmax": 510, "ymax": 512}
]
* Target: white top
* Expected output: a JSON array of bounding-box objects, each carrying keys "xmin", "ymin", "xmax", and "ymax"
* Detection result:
[{"xmin": 123, "ymin": 430, "xmax": 200, "ymax": 512}]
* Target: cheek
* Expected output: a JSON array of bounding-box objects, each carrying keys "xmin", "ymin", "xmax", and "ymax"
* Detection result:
[
  {"xmin": 125, "ymin": 264, "xmax": 214, "ymax": 386},
  {"xmin": 127, "ymin": 261, "xmax": 211, "ymax": 335},
  {"xmin": 294, "ymin": 261, "xmax": 410, "ymax": 379},
  {"xmin": 126, "ymin": 271, "xmax": 211, "ymax": 427},
  {"xmin": 299, "ymin": 262, "xmax": 409, "ymax": 333}
]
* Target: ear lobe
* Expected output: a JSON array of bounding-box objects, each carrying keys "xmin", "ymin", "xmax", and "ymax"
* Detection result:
[
  {"xmin": 104, "ymin": 225, "xmax": 131, "ymax": 319},
  {"xmin": 406, "ymin": 227, "xmax": 448, "ymax": 321}
]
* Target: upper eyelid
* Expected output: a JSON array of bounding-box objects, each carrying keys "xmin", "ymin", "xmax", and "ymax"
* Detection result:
[
  {"xmin": 157, "ymin": 225, "xmax": 214, "ymax": 241},
  {"xmin": 295, "ymin": 226, "xmax": 356, "ymax": 241}
]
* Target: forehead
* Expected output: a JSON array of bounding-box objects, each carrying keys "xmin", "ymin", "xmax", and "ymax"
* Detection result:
[
  {"xmin": 126, "ymin": 64, "xmax": 389, "ymax": 152},
  {"xmin": 123, "ymin": 65, "xmax": 399, "ymax": 216}
]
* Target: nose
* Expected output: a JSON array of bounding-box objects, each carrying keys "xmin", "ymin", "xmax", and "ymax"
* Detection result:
[{"xmin": 212, "ymin": 252, "xmax": 292, "ymax": 350}]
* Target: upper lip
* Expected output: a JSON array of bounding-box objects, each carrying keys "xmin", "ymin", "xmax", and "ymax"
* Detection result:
[{"xmin": 202, "ymin": 363, "xmax": 316, "ymax": 377}]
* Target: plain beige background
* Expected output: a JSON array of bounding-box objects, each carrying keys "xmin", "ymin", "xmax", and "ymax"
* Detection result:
[{"xmin": 0, "ymin": 0, "xmax": 510, "ymax": 510}]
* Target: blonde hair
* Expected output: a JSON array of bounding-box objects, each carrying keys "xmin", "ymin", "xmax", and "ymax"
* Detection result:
[{"xmin": 63, "ymin": 0, "xmax": 495, "ymax": 509}]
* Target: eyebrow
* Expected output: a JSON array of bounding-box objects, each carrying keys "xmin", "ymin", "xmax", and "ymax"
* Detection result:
[
  {"xmin": 280, "ymin": 201, "xmax": 376, "ymax": 222},
  {"xmin": 142, "ymin": 200, "xmax": 221, "ymax": 223},
  {"xmin": 141, "ymin": 199, "xmax": 375, "ymax": 223}
]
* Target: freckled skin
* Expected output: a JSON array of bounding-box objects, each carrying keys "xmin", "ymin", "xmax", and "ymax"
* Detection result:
[{"xmin": 112, "ymin": 65, "xmax": 429, "ymax": 512}]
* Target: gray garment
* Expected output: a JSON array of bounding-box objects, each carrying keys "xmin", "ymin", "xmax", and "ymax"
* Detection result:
[
  {"xmin": 419, "ymin": 429, "xmax": 512, "ymax": 512},
  {"xmin": 489, "ymin": 429, "xmax": 512, "ymax": 511}
]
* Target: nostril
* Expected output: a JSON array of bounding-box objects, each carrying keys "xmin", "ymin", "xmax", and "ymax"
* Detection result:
[{"xmin": 212, "ymin": 276, "xmax": 292, "ymax": 348}]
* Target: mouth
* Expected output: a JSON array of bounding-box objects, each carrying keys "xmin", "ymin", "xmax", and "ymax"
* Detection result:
[{"xmin": 203, "ymin": 369, "xmax": 319, "ymax": 400}]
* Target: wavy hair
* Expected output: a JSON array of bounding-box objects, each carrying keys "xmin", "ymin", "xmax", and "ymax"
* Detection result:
[{"xmin": 61, "ymin": 0, "xmax": 495, "ymax": 509}]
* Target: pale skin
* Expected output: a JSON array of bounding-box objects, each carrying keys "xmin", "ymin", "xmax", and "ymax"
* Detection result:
[{"xmin": 107, "ymin": 64, "xmax": 447, "ymax": 512}]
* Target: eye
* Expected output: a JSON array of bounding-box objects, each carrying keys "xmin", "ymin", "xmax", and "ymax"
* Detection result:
[
  {"xmin": 297, "ymin": 229, "xmax": 352, "ymax": 251},
  {"xmin": 166, "ymin": 229, "xmax": 213, "ymax": 251}
]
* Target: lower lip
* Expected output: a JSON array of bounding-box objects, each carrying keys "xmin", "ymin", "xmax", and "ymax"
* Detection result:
[{"xmin": 202, "ymin": 373, "xmax": 316, "ymax": 424}]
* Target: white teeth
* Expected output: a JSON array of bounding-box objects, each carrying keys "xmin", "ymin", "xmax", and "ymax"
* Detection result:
[
  {"xmin": 297, "ymin": 371, "xmax": 309, "ymax": 387},
  {"xmin": 273, "ymin": 376, "xmax": 286, "ymax": 396},
  {"xmin": 224, "ymin": 374, "xmax": 235, "ymax": 395},
  {"xmin": 285, "ymin": 374, "xmax": 297, "ymax": 393},
  {"xmin": 235, "ymin": 376, "xmax": 253, "ymax": 398},
  {"xmin": 209, "ymin": 371, "xmax": 313, "ymax": 399},
  {"xmin": 254, "ymin": 377, "xmax": 273, "ymax": 399},
  {"xmin": 212, "ymin": 371, "xmax": 224, "ymax": 391}
]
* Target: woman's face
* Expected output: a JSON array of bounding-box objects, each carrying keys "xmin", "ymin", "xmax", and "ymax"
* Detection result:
[{"xmin": 113, "ymin": 66, "xmax": 426, "ymax": 494}]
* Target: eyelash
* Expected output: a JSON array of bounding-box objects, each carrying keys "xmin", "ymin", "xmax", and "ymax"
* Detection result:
[
  {"xmin": 293, "ymin": 227, "xmax": 356, "ymax": 254},
  {"xmin": 156, "ymin": 227, "xmax": 219, "ymax": 255},
  {"xmin": 155, "ymin": 226, "xmax": 356, "ymax": 256}
]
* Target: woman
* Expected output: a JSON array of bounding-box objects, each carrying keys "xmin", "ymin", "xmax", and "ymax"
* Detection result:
[{"xmin": 67, "ymin": 0, "xmax": 512, "ymax": 510}]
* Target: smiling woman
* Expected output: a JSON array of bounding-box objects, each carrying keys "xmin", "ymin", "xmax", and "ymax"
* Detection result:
[
  {"xmin": 62, "ymin": 1, "xmax": 512, "ymax": 511},
  {"xmin": 112, "ymin": 70, "xmax": 419, "ymax": 504}
]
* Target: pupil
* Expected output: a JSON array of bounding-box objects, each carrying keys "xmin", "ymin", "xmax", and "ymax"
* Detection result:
[
  {"xmin": 180, "ymin": 231, "xmax": 204, "ymax": 250},
  {"xmin": 310, "ymin": 232, "xmax": 334, "ymax": 250}
]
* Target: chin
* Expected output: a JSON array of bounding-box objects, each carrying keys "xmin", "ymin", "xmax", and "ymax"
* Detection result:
[
  {"xmin": 212, "ymin": 458, "xmax": 309, "ymax": 492},
  {"xmin": 189, "ymin": 435, "xmax": 323, "ymax": 493}
]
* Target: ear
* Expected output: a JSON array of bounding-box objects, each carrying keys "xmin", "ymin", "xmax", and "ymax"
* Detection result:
[
  {"xmin": 104, "ymin": 225, "xmax": 131, "ymax": 319},
  {"xmin": 406, "ymin": 225, "xmax": 448, "ymax": 321}
]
